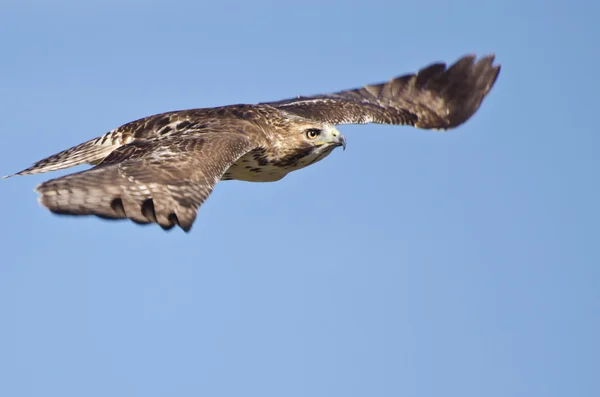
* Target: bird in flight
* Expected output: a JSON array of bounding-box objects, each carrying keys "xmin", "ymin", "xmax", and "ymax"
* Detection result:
[{"xmin": 5, "ymin": 54, "xmax": 500, "ymax": 232}]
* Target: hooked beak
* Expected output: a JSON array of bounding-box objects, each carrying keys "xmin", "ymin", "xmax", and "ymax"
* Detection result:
[{"xmin": 335, "ymin": 134, "xmax": 347, "ymax": 151}]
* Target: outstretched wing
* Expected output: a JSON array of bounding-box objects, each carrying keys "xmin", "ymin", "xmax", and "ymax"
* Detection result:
[
  {"xmin": 264, "ymin": 54, "xmax": 500, "ymax": 130},
  {"xmin": 3, "ymin": 110, "xmax": 218, "ymax": 178},
  {"xmin": 35, "ymin": 132, "xmax": 257, "ymax": 232}
]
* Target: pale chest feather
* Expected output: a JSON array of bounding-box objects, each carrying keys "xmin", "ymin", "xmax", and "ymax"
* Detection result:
[{"xmin": 221, "ymin": 146, "xmax": 336, "ymax": 182}]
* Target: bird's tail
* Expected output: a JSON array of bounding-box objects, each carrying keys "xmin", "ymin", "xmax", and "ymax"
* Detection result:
[{"xmin": 3, "ymin": 130, "xmax": 131, "ymax": 179}]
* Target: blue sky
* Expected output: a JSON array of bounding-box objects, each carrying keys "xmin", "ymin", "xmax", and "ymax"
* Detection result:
[{"xmin": 0, "ymin": 1, "xmax": 598, "ymax": 396}]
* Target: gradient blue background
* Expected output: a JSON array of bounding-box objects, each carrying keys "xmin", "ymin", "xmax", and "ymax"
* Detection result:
[{"xmin": 1, "ymin": 1, "xmax": 598, "ymax": 396}]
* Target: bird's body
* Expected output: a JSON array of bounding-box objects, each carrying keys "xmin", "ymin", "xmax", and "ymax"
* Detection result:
[{"xmin": 5, "ymin": 54, "xmax": 501, "ymax": 232}]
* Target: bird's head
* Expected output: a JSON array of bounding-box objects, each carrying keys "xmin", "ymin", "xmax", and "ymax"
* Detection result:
[
  {"xmin": 297, "ymin": 123, "xmax": 346, "ymax": 152},
  {"xmin": 272, "ymin": 122, "xmax": 346, "ymax": 170}
]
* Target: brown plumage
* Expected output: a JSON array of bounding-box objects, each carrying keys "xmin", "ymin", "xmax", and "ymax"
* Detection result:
[
  {"xmin": 265, "ymin": 54, "xmax": 499, "ymax": 129},
  {"xmin": 4, "ymin": 54, "xmax": 500, "ymax": 232}
]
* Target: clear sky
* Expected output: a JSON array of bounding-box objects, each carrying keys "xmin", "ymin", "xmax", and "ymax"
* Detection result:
[{"xmin": 1, "ymin": 1, "xmax": 598, "ymax": 396}]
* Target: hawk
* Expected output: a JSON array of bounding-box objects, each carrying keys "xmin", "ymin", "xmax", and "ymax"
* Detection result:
[{"xmin": 5, "ymin": 54, "xmax": 500, "ymax": 232}]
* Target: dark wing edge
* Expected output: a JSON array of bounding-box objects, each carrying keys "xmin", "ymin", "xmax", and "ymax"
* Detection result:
[
  {"xmin": 264, "ymin": 54, "xmax": 500, "ymax": 130},
  {"xmin": 35, "ymin": 132, "xmax": 257, "ymax": 232}
]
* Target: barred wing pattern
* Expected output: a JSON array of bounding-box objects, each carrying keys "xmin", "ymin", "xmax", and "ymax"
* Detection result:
[
  {"xmin": 36, "ymin": 133, "xmax": 256, "ymax": 231},
  {"xmin": 266, "ymin": 55, "xmax": 500, "ymax": 130}
]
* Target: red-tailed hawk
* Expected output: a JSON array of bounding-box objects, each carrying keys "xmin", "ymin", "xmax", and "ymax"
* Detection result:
[{"xmin": 4, "ymin": 54, "xmax": 500, "ymax": 232}]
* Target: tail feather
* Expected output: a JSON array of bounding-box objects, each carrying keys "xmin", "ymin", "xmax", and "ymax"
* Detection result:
[{"xmin": 3, "ymin": 130, "xmax": 131, "ymax": 179}]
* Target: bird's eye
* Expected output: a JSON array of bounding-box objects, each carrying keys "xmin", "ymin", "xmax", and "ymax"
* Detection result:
[{"xmin": 305, "ymin": 128, "xmax": 321, "ymax": 139}]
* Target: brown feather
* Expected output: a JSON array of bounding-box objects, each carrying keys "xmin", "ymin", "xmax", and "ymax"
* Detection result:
[
  {"xmin": 35, "ymin": 132, "xmax": 258, "ymax": 232},
  {"xmin": 263, "ymin": 54, "xmax": 500, "ymax": 130}
]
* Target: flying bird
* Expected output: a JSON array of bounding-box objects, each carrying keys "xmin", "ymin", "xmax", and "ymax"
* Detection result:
[{"xmin": 5, "ymin": 54, "xmax": 500, "ymax": 232}]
